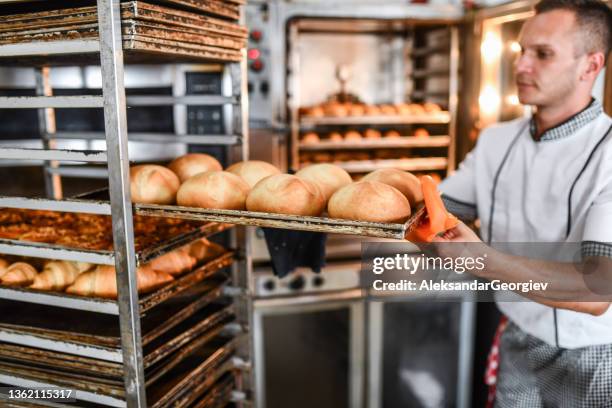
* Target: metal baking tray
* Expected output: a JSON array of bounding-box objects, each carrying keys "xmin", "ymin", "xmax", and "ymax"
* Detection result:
[
  {"xmin": 136, "ymin": 203, "xmax": 427, "ymax": 240},
  {"xmin": 299, "ymin": 112, "xmax": 451, "ymax": 127},
  {"xmin": 327, "ymin": 157, "xmax": 449, "ymax": 173},
  {"xmin": 299, "ymin": 135, "xmax": 451, "ymax": 151}
]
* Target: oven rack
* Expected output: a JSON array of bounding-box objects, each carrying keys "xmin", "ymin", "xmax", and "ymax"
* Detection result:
[
  {"xmin": 0, "ymin": 0, "xmax": 252, "ymax": 405},
  {"xmin": 298, "ymin": 135, "xmax": 451, "ymax": 150},
  {"xmin": 299, "ymin": 112, "xmax": 451, "ymax": 127}
]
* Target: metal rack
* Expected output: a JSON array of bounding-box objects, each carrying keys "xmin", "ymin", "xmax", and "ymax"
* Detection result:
[{"xmin": 0, "ymin": 0, "xmax": 251, "ymax": 406}]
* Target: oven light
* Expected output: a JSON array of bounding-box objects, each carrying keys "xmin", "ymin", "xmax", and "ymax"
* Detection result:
[
  {"xmin": 479, "ymin": 86, "xmax": 500, "ymax": 114},
  {"xmin": 509, "ymin": 41, "xmax": 521, "ymax": 53},
  {"xmin": 481, "ymin": 32, "xmax": 502, "ymax": 63}
]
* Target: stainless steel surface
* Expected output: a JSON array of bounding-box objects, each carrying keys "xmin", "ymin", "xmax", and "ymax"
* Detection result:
[
  {"xmin": 0, "ymin": 96, "xmax": 103, "ymax": 108},
  {"xmin": 97, "ymin": 0, "xmax": 146, "ymax": 406},
  {"xmin": 0, "ymin": 286, "xmax": 119, "ymax": 314},
  {"xmin": 46, "ymin": 165, "xmax": 109, "ymax": 178},
  {"xmin": 300, "ymin": 112, "xmax": 451, "ymax": 126},
  {"xmin": 0, "ymin": 238, "xmax": 115, "ymax": 265},
  {"xmin": 0, "ymin": 196, "xmax": 111, "ymax": 214},
  {"xmin": 126, "ymin": 94, "xmax": 237, "ymax": 106},
  {"xmin": 135, "ymin": 203, "xmax": 426, "ymax": 240},
  {"xmin": 51, "ymin": 131, "xmax": 241, "ymax": 146},
  {"xmin": 0, "ymin": 40, "xmax": 100, "ymax": 57},
  {"xmin": 299, "ymin": 135, "xmax": 451, "ymax": 151},
  {"xmin": 0, "ymin": 147, "xmax": 108, "ymax": 162}
]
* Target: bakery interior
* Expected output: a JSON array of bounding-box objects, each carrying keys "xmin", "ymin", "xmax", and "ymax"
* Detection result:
[{"xmin": 0, "ymin": 0, "xmax": 611, "ymax": 407}]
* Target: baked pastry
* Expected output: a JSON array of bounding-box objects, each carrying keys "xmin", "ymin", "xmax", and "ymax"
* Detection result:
[
  {"xmin": 226, "ymin": 160, "xmax": 281, "ymax": 188},
  {"xmin": 189, "ymin": 239, "xmax": 226, "ymax": 262},
  {"xmin": 312, "ymin": 152, "xmax": 333, "ymax": 163},
  {"xmin": 344, "ymin": 131, "xmax": 362, "ymax": 141},
  {"xmin": 380, "ymin": 104, "xmax": 397, "ymax": 115},
  {"xmin": 396, "ymin": 103, "xmax": 413, "ymax": 115},
  {"xmin": 328, "ymin": 132, "xmax": 344, "ymax": 142},
  {"xmin": 66, "ymin": 265, "xmax": 173, "ymax": 299},
  {"xmin": 409, "ymin": 104, "xmax": 426, "ymax": 115},
  {"xmin": 167, "ymin": 153, "xmax": 222, "ymax": 183},
  {"xmin": 296, "ymin": 163, "xmax": 353, "ymax": 202},
  {"xmin": 0, "ymin": 258, "xmax": 8, "ymax": 279},
  {"xmin": 30, "ymin": 260, "xmax": 82, "ymax": 291},
  {"xmin": 362, "ymin": 168, "xmax": 423, "ymax": 207},
  {"xmin": 364, "ymin": 129, "xmax": 382, "ymax": 139},
  {"xmin": 324, "ymin": 103, "xmax": 348, "ymax": 117},
  {"xmin": 384, "ymin": 130, "xmax": 401, "ymax": 139},
  {"xmin": 301, "ymin": 132, "xmax": 320, "ymax": 145},
  {"xmin": 364, "ymin": 105, "xmax": 381, "ymax": 116},
  {"xmin": 177, "ymin": 171, "xmax": 250, "ymax": 210},
  {"xmin": 349, "ymin": 104, "xmax": 366, "ymax": 116},
  {"xmin": 246, "ymin": 174, "xmax": 326, "ymax": 216},
  {"xmin": 333, "ymin": 152, "xmax": 353, "ymax": 162},
  {"xmin": 147, "ymin": 248, "xmax": 196, "ymax": 276},
  {"xmin": 414, "ymin": 128, "xmax": 430, "ymax": 138},
  {"xmin": 307, "ymin": 106, "xmax": 325, "ymax": 117},
  {"xmin": 130, "ymin": 165, "xmax": 180, "ymax": 204},
  {"xmin": 328, "ymin": 181, "xmax": 411, "ymax": 223},
  {"xmin": 1, "ymin": 262, "xmax": 38, "ymax": 287},
  {"xmin": 423, "ymin": 102, "xmax": 442, "ymax": 113}
]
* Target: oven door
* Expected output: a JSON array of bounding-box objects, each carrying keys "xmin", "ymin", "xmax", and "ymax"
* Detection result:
[{"xmin": 253, "ymin": 290, "xmax": 365, "ymax": 408}]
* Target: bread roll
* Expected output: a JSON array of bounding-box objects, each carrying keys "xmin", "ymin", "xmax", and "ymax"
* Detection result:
[
  {"xmin": 130, "ymin": 165, "xmax": 180, "ymax": 205},
  {"xmin": 364, "ymin": 129, "xmax": 382, "ymax": 139},
  {"xmin": 189, "ymin": 238, "xmax": 226, "ymax": 262},
  {"xmin": 410, "ymin": 104, "xmax": 426, "ymax": 115},
  {"xmin": 362, "ymin": 169, "xmax": 423, "ymax": 207},
  {"xmin": 328, "ymin": 181, "xmax": 411, "ymax": 223},
  {"xmin": 333, "ymin": 152, "xmax": 353, "ymax": 162},
  {"xmin": 147, "ymin": 248, "xmax": 196, "ymax": 276},
  {"xmin": 364, "ymin": 105, "xmax": 381, "ymax": 116},
  {"xmin": 349, "ymin": 104, "xmax": 366, "ymax": 116},
  {"xmin": 0, "ymin": 258, "xmax": 8, "ymax": 279},
  {"xmin": 246, "ymin": 174, "xmax": 326, "ymax": 216},
  {"xmin": 344, "ymin": 131, "xmax": 362, "ymax": 141},
  {"xmin": 384, "ymin": 130, "xmax": 401, "ymax": 139},
  {"xmin": 414, "ymin": 128, "xmax": 430, "ymax": 138},
  {"xmin": 30, "ymin": 261, "xmax": 81, "ymax": 291},
  {"xmin": 380, "ymin": 104, "xmax": 397, "ymax": 115},
  {"xmin": 177, "ymin": 171, "xmax": 250, "ymax": 210},
  {"xmin": 312, "ymin": 152, "xmax": 333, "ymax": 163},
  {"xmin": 307, "ymin": 106, "xmax": 325, "ymax": 117},
  {"xmin": 396, "ymin": 103, "xmax": 413, "ymax": 115},
  {"xmin": 168, "ymin": 153, "xmax": 222, "ymax": 183},
  {"xmin": 296, "ymin": 163, "xmax": 352, "ymax": 202},
  {"xmin": 66, "ymin": 265, "xmax": 173, "ymax": 299},
  {"xmin": 324, "ymin": 103, "xmax": 348, "ymax": 117},
  {"xmin": 1, "ymin": 262, "xmax": 37, "ymax": 286},
  {"xmin": 349, "ymin": 152, "xmax": 371, "ymax": 161},
  {"xmin": 328, "ymin": 132, "xmax": 343, "ymax": 142},
  {"xmin": 424, "ymin": 102, "xmax": 442, "ymax": 113},
  {"xmin": 226, "ymin": 160, "xmax": 281, "ymax": 189},
  {"xmin": 301, "ymin": 132, "xmax": 320, "ymax": 145}
]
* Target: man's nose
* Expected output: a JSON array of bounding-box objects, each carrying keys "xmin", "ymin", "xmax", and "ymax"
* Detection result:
[{"xmin": 514, "ymin": 54, "xmax": 532, "ymax": 74}]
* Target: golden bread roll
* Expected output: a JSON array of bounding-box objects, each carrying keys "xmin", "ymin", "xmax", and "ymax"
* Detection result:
[
  {"xmin": 1, "ymin": 262, "xmax": 38, "ymax": 287},
  {"xmin": 344, "ymin": 130, "xmax": 362, "ymax": 141},
  {"xmin": 0, "ymin": 258, "xmax": 8, "ymax": 279},
  {"xmin": 349, "ymin": 152, "xmax": 371, "ymax": 161},
  {"xmin": 30, "ymin": 260, "xmax": 81, "ymax": 291},
  {"xmin": 328, "ymin": 181, "xmax": 411, "ymax": 223},
  {"xmin": 384, "ymin": 130, "xmax": 401, "ymax": 139},
  {"xmin": 324, "ymin": 103, "xmax": 348, "ymax": 117},
  {"xmin": 396, "ymin": 103, "xmax": 413, "ymax": 115},
  {"xmin": 333, "ymin": 152, "xmax": 353, "ymax": 162},
  {"xmin": 364, "ymin": 129, "xmax": 382, "ymax": 139},
  {"xmin": 374, "ymin": 150, "xmax": 397, "ymax": 160},
  {"xmin": 364, "ymin": 105, "xmax": 381, "ymax": 116},
  {"xmin": 246, "ymin": 174, "xmax": 326, "ymax": 216},
  {"xmin": 296, "ymin": 163, "xmax": 353, "ymax": 202},
  {"xmin": 362, "ymin": 168, "xmax": 423, "ymax": 207},
  {"xmin": 349, "ymin": 104, "xmax": 366, "ymax": 116},
  {"xmin": 301, "ymin": 132, "xmax": 320, "ymax": 145},
  {"xmin": 424, "ymin": 102, "xmax": 442, "ymax": 113},
  {"xmin": 226, "ymin": 160, "xmax": 281, "ymax": 189},
  {"xmin": 167, "ymin": 153, "xmax": 222, "ymax": 183},
  {"xmin": 312, "ymin": 152, "xmax": 333, "ymax": 163},
  {"xmin": 409, "ymin": 104, "xmax": 426, "ymax": 115},
  {"xmin": 307, "ymin": 106, "xmax": 325, "ymax": 117},
  {"xmin": 147, "ymin": 248, "xmax": 196, "ymax": 276},
  {"xmin": 380, "ymin": 104, "xmax": 397, "ymax": 115},
  {"xmin": 177, "ymin": 171, "xmax": 250, "ymax": 210},
  {"xmin": 328, "ymin": 132, "xmax": 344, "ymax": 142},
  {"xmin": 189, "ymin": 239, "xmax": 226, "ymax": 262},
  {"xmin": 66, "ymin": 265, "xmax": 173, "ymax": 299},
  {"xmin": 414, "ymin": 128, "xmax": 430, "ymax": 138},
  {"xmin": 130, "ymin": 165, "xmax": 180, "ymax": 205}
]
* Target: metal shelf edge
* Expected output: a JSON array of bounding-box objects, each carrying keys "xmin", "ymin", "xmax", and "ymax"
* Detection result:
[
  {"xmin": 0, "ymin": 96, "xmax": 104, "ymax": 109},
  {"xmin": 0, "ymin": 287, "xmax": 119, "ymax": 315},
  {"xmin": 0, "ymin": 196, "xmax": 111, "ymax": 214},
  {"xmin": 0, "ymin": 239, "xmax": 115, "ymax": 265},
  {"xmin": 0, "ymin": 147, "xmax": 108, "ymax": 163}
]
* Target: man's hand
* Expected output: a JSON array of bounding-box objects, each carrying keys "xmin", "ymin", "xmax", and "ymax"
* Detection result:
[{"xmin": 431, "ymin": 222, "xmax": 482, "ymax": 243}]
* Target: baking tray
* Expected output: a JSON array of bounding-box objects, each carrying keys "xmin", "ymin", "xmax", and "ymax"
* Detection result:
[
  {"xmin": 135, "ymin": 203, "xmax": 427, "ymax": 240},
  {"xmin": 299, "ymin": 135, "xmax": 451, "ymax": 151},
  {"xmin": 299, "ymin": 112, "xmax": 451, "ymax": 126}
]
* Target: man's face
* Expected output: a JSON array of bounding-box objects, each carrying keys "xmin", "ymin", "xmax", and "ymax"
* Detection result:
[{"xmin": 515, "ymin": 10, "xmax": 585, "ymax": 107}]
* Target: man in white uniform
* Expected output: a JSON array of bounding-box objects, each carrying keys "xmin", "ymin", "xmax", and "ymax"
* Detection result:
[{"xmin": 436, "ymin": 0, "xmax": 612, "ymax": 406}]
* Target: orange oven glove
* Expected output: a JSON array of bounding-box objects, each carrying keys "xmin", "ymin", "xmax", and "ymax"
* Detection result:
[{"xmin": 406, "ymin": 175, "xmax": 459, "ymax": 242}]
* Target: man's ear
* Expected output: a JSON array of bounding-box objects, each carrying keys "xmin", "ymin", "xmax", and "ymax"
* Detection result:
[{"xmin": 581, "ymin": 52, "xmax": 605, "ymax": 81}]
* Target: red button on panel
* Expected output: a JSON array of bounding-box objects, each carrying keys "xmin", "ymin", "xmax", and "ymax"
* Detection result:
[
  {"xmin": 250, "ymin": 60, "xmax": 264, "ymax": 72},
  {"xmin": 247, "ymin": 48, "xmax": 261, "ymax": 60},
  {"xmin": 250, "ymin": 30, "xmax": 263, "ymax": 42}
]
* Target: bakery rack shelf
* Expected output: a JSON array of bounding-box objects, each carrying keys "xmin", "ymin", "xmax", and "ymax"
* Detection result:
[
  {"xmin": 49, "ymin": 131, "xmax": 242, "ymax": 146},
  {"xmin": 299, "ymin": 112, "xmax": 451, "ymax": 127},
  {"xmin": 332, "ymin": 157, "xmax": 448, "ymax": 173},
  {"xmin": 0, "ymin": 95, "xmax": 237, "ymax": 108},
  {"xmin": 299, "ymin": 135, "xmax": 451, "ymax": 150},
  {"xmin": 134, "ymin": 203, "xmax": 426, "ymax": 241},
  {"xmin": 411, "ymin": 43, "xmax": 450, "ymax": 57},
  {"xmin": 410, "ymin": 68, "xmax": 450, "ymax": 78}
]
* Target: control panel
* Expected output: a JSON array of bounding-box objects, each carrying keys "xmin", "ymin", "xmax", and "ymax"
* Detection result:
[{"xmin": 245, "ymin": 2, "xmax": 272, "ymax": 126}]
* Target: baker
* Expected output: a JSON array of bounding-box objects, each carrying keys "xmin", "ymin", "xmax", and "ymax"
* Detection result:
[{"xmin": 434, "ymin": 0, "xmax": 612, "ymax": 406}]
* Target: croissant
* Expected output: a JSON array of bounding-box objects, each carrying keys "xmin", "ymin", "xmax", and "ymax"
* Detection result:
[
  {"xmin": 188, "ymin": 239, "xmax": 226, "ymax": 262},
  {"xmin": 30, "ymin": 261, "xmax": 81, "ymax": 291},
  {"xmin": 147, "ymin": 249, "xmax": 196, "ymax": 276},
  {"xmin": 1, "ymin": 262, "xmax": 38, "ymax": 286},
  {"xmin": 0, "ymin": 258, "xmax": 9, "ymax": 279},
  {"xmin": 65, "ymin": 264, "xmax": 174, "ymax": 299}
]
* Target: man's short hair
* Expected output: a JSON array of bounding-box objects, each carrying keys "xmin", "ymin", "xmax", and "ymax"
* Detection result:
[{"xmin": 535, "ymin": 0, "xmax": 612, "ymax": 62}]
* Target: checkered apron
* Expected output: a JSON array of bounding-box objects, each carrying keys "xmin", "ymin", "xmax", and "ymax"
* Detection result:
[{"xmin": 491, "ymin": 320, "xmax": 612, "ymax": 408}]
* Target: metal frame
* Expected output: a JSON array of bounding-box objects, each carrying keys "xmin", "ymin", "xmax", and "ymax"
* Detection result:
[{"xmin": 0, "ymin": 1, "xmax": 251, "ymax": 407}]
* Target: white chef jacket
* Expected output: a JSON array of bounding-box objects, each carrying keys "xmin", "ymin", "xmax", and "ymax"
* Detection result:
[{"xmin": 440, "ymin": 99, "xmax": 612, "ymax": 348}]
